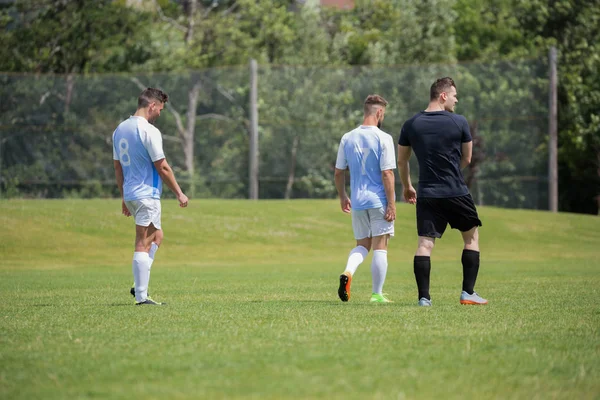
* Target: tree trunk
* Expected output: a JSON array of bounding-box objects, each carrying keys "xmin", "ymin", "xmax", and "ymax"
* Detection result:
[
  {"xmin": 182, "ymin": 80, "xmax": 202, "ymax": 197},
  {"xmin": 184, "ymin": 0, "xmax": 196, "ymax": 44},
  {"xmin": 284, "ymin": 135, "xmax": 299, "ymax": 200},
  {"xmin": 64, "ymin": 73, "xmax": 74, "ymax": 114}
]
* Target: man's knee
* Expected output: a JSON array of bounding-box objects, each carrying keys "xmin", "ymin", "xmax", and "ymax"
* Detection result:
[
  {"xmin": 461, "ymin": 227, "xmax": 479, "ymax": 251},
  {"xmin": 372, "ymin": 234, "xmax": 389, "ymax": 251},
  {"xmin": 462, "ymin": 227, "xmax": 479, "ymax": 244},
  {"xmin": 356, "ymin": 237, "xmax": 372, "ymax": 251},
  {"xmin": 153, "ymin": 229, "xmax": 164, "ymax": 246},
  {"xmin": 416, "ymin": 236, "xmax": 435, "ymax": 255}
]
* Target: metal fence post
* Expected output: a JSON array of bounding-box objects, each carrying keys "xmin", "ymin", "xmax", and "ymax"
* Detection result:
[
  {"xmin": 249, "ymin": 59, "xmax": 259, "ymax": 200},
  {"xmin": 548, "ymin": 46, "xmax": 558, "ymax": 212}
]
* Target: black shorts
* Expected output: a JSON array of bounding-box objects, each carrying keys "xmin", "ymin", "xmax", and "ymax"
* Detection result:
[{"xmin": 416, "ymin": 194, "xmax": 482, "ymax": 238}]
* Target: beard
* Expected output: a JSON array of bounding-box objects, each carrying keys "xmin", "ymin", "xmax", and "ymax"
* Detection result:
[{"xmin": 377, "ymin": 120, "xmax": 383, "ymax": 129}]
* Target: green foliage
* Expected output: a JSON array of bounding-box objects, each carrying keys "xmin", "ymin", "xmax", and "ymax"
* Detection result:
[
  {"xmin": 324, "ymin": 0, "xmax": 457, "ymax": 65},
  {"xmin": 454, "ymin": 0, "xmax": 531, "ymax": 60},
  {"xmin": 453, "ymin": 0, "xmax": 600, "ymax": 213},
  {"xmin": 515, "ymin": 0, "xmax": 600, "ymax": 213},
  {"xmin": 0, "ymin": 0, "xmax": 597, "ymax": 213},
  {"xmin": 0, "ymin": 0, "xmax": 154, "ymax": 73}
]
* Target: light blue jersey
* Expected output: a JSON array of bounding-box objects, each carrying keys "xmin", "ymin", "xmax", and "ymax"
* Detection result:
[
  {"xmin": 335, "ymin": 126, "xmax": 396, "ymax": 210},
  {"xmin": 112, "ymin": 116, "xmax": 165, "ymax": 201}
]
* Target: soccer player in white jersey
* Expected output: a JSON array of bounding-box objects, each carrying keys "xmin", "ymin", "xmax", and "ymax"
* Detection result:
[
  {"xmin": 334, "ymin": 95, "xmax": 397, "ymax": 303},
  {"xmin": 113, "ymin": 88, "xmax": 188, "ymax": 306}
]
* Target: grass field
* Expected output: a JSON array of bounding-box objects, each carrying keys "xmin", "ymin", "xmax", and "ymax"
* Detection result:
[{"xmin": 0, "ymin": 199, "xmax": 599, "ymax": 399}]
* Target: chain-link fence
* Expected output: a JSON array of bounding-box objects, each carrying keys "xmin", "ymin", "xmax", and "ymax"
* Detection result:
[{"xmin": 0, "ymin": 58, "xmax": 549, "ymax": 209}]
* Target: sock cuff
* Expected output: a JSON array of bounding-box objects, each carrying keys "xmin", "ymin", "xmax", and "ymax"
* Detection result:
[
  {"xmin": 149, "ymin": 242, "xmax": 160, "ymax": 260},
  {"xmin": 414, "ymin": 255, "xmax": 430, "ymax": 262},
  {"xmin": 462, "ymin": 249, "xmax": 480, "ymax": 256},
  {"xmin": 352, "ymin": 245, "xmax": 369, "ymax": 257},
  {"xmin": 373, "ymin": 249, "xmax": 387, "ymax": 254},
  {"xmin": 133, "ymin": 251, "xmax": 149, "ymax": 260}
]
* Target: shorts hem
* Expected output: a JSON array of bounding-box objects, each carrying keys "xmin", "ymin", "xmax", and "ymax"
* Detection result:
[{"xmin": 418, "ymin": 232, "xmax": 442, "ymax": 239}]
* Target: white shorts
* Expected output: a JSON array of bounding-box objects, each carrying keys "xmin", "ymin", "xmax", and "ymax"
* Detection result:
[
  {"xmin": 351, "ymin": 207, "xmax": 394, "ymax": 240},
  {"xmin": 125, "ymin": 198, "xmax": 162, "ymax": 230}
]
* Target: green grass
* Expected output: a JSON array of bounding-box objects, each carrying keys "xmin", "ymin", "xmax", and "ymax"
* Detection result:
[{"xmin": 0, "ymin": 199, "xmax": 599, "ymax": 399}]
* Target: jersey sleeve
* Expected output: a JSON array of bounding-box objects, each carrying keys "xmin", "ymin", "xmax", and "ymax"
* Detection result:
[
  {"xmin": 112, "ymin": 131, "xmax": 119, "ymax": 161},
  {"xmin": 398, "ymin": 122, "xmax": 411, "ymax": 146},
  {"xmin": 335, "ymin": 137, "xmax": 347, "ymax": 169},
  {"xmin": 142, "ymin": 126, "xmax": 166, "ymax": 162},
  {"xmin": 461, "ymin": 116, "xmax": 473, "ymax": 143},
  {"xmin": 380, "ymin": 134, "xmax": 396, "ymax": 171}
]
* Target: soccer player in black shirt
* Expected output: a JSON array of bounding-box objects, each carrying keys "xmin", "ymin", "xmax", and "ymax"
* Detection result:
[{"xmin": 397, "ymin": 77, "xmax": 487, "ymax": 306}]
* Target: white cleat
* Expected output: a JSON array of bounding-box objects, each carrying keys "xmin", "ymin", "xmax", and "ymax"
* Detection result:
[{"xmin": 460, "ymin": 291, "xmax": 488, "ymax": 305}]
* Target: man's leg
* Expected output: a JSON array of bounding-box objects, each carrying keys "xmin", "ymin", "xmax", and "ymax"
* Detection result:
[
  {"xmin": 339, "ymin": 210, "xmax": 372, "ymax": 302},
  {"xmin": 461, "ymin": 226, "xmax": 479, "ymax": 294},
  {"xmin": 370, "ymin": 234, "xmax": 389, "ymax": 296},
  {"xmin": 131, "ymin": 225, "xmax": 162, "ymax": 296},
  {"xmin": 148, "ymin": 227, "xmax": 163, "ymax": 270},
  {"xmin": 339, "ymin": 238, "xmax": 371, "ymax": 302},
  {"xmin": 344, "ymin": 238, "xmax": 371, "ymax": 276},
  {"xmin": 414, "ymin": 236, "xmax": 435, "ymax": 303},
  {"xmin": 133, "ymin": 224, "xmax": 153, "ymax": 303},
  {"xmin": 459, "ymin": 227, "xmax": 487, "ymax": 304},
  {"xmin": 414, "ymin": 197, "xmax": 446, "ymax": 306}
]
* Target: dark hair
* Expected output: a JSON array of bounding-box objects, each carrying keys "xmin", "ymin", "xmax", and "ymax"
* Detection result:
[
  {"xmin": 363, "ymin": 94, "xmax": 388, "ymax": 115},
  {"xmin": 138, "ymin": 88, "xmax": 169, "ymax": 108},
  {"xmin": 430, "ymin": 77, "xmax": 456, "ymax": 101}
]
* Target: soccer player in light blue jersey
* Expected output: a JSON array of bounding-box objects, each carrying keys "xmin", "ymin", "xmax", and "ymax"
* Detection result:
[
  {"xmin": 334, "ymin": 95, "xmax": 397, "ymax": 303},
  {"xmin": 113, "ymin": 88, "xmax": 188, "ymax": 306}
]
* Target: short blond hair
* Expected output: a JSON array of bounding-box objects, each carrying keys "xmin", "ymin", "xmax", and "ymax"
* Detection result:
[{"xmin": 363, "ymin": 94, "xmax": 388, "ymax": 115}]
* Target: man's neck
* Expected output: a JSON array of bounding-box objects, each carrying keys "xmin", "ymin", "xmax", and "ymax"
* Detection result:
[
  {"xmin": 362, "ymin": 115, "xmax": 379, "ymax": 126},
  {"xmin": 424, "ymin": 102, "xmax": 445, "ymax": 112},
  {"xmin": 133, "ymin": 108, "xmax": 149, "ymax": 120}
]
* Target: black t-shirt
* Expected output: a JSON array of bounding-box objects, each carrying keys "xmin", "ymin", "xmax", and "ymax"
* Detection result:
[{"xmin": 398, "ymin": 111, "xmax": 472, "ymax": 198}]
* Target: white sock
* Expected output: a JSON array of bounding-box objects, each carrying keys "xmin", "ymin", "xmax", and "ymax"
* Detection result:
[
  {"xmin": 132, "ymin": 252, "xmax": 150, "ymax": 302},
  {"xmin": 371, "ymin": 250, "xmax": 388, "ymax": 294},
  {"xmin": 148, "ymin": 242, "xmax": 159, "ymax": 270},
  {"xmin": 344, "ymin": 246, "xmax": 369, "ymax": 276}
]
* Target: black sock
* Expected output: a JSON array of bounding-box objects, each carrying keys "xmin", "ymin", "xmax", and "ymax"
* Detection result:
[
  {"xmin": 414, "ymin": 256, "xmax": 431, "ymax": 300},
  {"xmin": 462, "ymin": 249, "xmax": 480, "ymax": 295}
]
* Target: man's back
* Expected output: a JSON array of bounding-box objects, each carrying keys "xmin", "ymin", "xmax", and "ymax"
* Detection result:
[
  {"xmin": 112, "ymin": 116, "xmax": 165, "ymax": 201},
  {"xmin": 399, "ymin": 111, "xmax": 471, "ymax": 198},
  {"xmin": 336, "ymin": 125, "xmax": 396, "ymax": 210}
]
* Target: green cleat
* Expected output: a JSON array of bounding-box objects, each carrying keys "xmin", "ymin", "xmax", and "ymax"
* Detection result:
[{"xmin": 370, "ymin": 293, "xmax": 393, "ymax": 303}]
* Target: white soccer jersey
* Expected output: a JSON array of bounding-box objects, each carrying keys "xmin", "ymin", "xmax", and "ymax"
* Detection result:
[
  {"xmin": 112, "ymin": 116, "xmax": 165, "ymax": 201},
  {"xmin": 335, "ymin": 125, "xmax": 396, "ymax": 210}
]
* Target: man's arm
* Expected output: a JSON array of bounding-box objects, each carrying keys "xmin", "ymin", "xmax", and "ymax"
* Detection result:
[
  {"xmin": 381, "ymin": 169, "xmax": 396, "ymax": 222},
  {"xmin": 113, "ymin": 160, "xmax": 131, "ymax": 216},
  {"xmin": 397, "ymin": 145, "xmax": 416, "ymax": 204},
  {"xmin": 153, "ymin": 158, "xmax": 188, "ymax": 207},
  {"xmin": 334, "ymin": 168, "xmax": 351, "ymax": 213},
  {"xmin": 461, "ymin": 141, "xmax": 472, "ymax": 169}
]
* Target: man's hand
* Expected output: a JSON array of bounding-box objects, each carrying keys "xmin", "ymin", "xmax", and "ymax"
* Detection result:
[
  {"xmin": 340, "ymin": 195, "xmax": 351, "ymax": 214},
  {"xmin": 122, "ymin": 200, "xmax": 131, "ymax": 217},
  {"xmin": 403, "ymin": 186, "xmax": 417, "ymax": 205},
  {"xmin": 384, "ymin": 203, "xmax": 396, "ymax": 222},
  {"xmin": 177, "ymin": 193, "xmax": 189, "ymax": 208}
]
